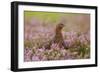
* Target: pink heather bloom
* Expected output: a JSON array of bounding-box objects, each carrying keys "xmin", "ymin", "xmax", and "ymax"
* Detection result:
[
  {"xmin": 32, "ymin": 55, "xmax": 40, "ymax": 61},
  {"xmin": 37, "ymin": 47, "xmax": 45, "ymax": 52},
  {"xmin": 50, "ymin": 43, "xmax": 61, "ymax": 50},
  {"xmin": 29, "ymin": 17, "xmax": 41, "ymax": 26},
  {"xmin": 63, "ymin": 31, "xmax": 78, "ymax": 48},
  {"xmin": 40, "ymin": 56, "xmax": 47, "ymax": 61},
  {"xmin": 24, "ymin": 17, "xmax": 90, "ymax": 61},
  {"xmin": 78, "ymin": 32, "xmax": 90, "ymax": 45},
  {"xmin": 24, "ymin": 48, "xmax": 33, "ymax": 62}
]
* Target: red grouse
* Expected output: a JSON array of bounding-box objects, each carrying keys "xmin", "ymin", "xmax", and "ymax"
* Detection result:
[{"xmin": 39, "ymin": 23, "xmax": 67, "ymax": 49}]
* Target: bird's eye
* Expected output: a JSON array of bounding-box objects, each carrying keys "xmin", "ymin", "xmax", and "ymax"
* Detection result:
[{"xmin": 60, "ymin": 23, "xmax": 64, "ymax": 26}]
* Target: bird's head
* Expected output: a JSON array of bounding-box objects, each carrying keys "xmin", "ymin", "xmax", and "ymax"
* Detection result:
[
  {"xmin": 56, "ymin": 23, "xmax": 65, "ymax": 30},
  {"xmin": 55, "ymin": 23, "xmax": 65, "ymax": 33}
]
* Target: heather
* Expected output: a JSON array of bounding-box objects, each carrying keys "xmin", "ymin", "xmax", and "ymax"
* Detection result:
[{"xmin": 24, "ymin": 11, "xmax": 90, "ymax": 61}]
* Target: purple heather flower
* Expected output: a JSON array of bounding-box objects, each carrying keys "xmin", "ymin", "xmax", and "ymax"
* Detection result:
[
  {"xmin": 24, "ymin": 48, "xmax": 33, "ymax": 62},
  {"xmin": 32, "ymin": 55, "xmax": 40, "ymax": 61}
]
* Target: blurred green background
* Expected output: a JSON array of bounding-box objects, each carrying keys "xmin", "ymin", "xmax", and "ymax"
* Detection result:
[{"xmin": 24, "ymin": 11, "xmax": 90, "ymax": 33}]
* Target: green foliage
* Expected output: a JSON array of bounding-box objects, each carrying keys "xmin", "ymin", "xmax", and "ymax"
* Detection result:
[
  {"xmin": 24, "ymin": 40, "xmax": 33, "ymax": 48},
  {"xmin": 24, "ymin": 11, "xmax": 85, "ymax": 24},
  {"xmin": 78, "ymin": 44, "xmax": 90, "ymax": 59}
]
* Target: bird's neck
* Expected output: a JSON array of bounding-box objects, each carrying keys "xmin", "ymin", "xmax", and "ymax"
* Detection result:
[{"xmin": 55, "ymin": 28, "xmax": 62, "ymax": 36}]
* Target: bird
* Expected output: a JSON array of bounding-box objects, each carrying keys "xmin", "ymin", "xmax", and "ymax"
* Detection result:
[{"xmin": 39, "ymin": 23, "xmax": 67, "ymax": 50}]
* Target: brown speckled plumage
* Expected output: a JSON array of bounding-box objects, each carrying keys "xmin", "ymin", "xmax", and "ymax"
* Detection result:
[{"xmin": 39, "ymin": 23, "xmax": 67, "ymax": 49}]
